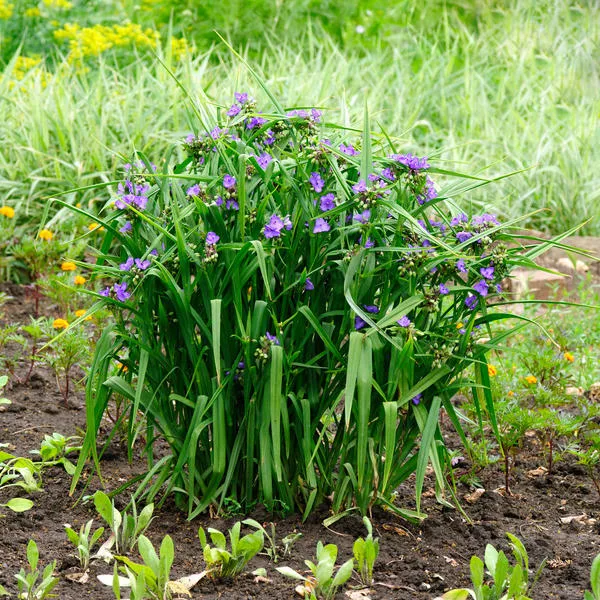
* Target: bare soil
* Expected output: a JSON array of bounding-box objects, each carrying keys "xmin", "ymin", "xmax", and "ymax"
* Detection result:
[{"xmin": 0, "ymin": 284, "xmax": 598, "ymax": 599}]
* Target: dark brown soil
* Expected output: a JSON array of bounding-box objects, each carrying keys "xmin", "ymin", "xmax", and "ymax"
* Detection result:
[{"xmin": 0, "ymin": 284, "xmax": 598, "ymax": 599}]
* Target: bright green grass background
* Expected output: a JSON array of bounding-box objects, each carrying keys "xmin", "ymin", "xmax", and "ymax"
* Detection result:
[{"xmin": 0, "ymin": 0, "xmax": 598, "ymax": 235}]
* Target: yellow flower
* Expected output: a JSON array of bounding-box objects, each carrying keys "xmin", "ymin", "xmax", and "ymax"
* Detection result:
[
  {"xmin": 456, "ymin": 322, "xmax": 464, "ymax": 330},
  {"xmin": 0, "ymin": 0, "xmax": 14, "ymax": 19},
  {"xmin": 525, "ymin": 375, "xmax": 538, "ymax": 385},
  {"xmin": 507, "ymin": 390, "xmax": 515, "ymax": 397},
  {"xmin": 116, "ymin": 361, "xmax": 128, "ymax": 372},
  {"xmin": 88, "ymin": 222, "xmax": 104, "ymax": 232},
  {"xmin": 564, "ymin": 351, "xmax": 575, "ymax": 363},
  {"xmin": 61, "ymin": 261, "xmax": 77, "ymax": 271},
  {"xmin": 75, "ymin": 309, "xmax": 92, "ymax": 321},
  {"xmin": 0, "ymin": 206, "xmax": 14, "ymax": 218},
  {"xmin": 38, "ymin": 229, "xmax": 53, "ymax": 241},
  {"xmin": 487, "ymin": 364, "xmax": 498, "ymax": 377},
  {"xmin": 74, "ymin": 275, "xmax": 86, "ymax": 285},
  {"xmin": 43, "ymin": 0, "xmax": 72, "ymax": 8},
  {"xmin": 24, "ymin": 6, "xmax": 41, "ymax": 16},
  {"xmin": 52, "ymin": 318, "xmax": 69, "ymax": 329}
]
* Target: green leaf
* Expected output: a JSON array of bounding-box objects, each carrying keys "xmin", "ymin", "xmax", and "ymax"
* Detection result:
[
  {"xmin": 94, "ymin": 490, "xmax": 114, "ymax": 528},
  {"xmin": 276, "ymin": 566, "xmax": 305, "ymax": 581},
  {"xmin": 332, "ymin": 558, "xmax": 355, "ymax": 587},
  {"xmin": 5, "ymin": 497, "xmax": 34, "ymax": 513}
]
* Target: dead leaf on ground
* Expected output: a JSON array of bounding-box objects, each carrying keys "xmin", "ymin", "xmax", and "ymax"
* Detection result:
[
  {"xmin": 381, "ymin": 523, "xmax": 410, "ymax": 537},
  {"xmin": 527, "ymin": 466, "xmax": 548, "ymax": 478},
  {"xmin": 560, "ymin": 514, "xmax": 596, "ymax": 525},
  {"xmin": 464, "ymin": 488, "xmax": 485, "ymax": 504},
  {"xmin": 548, "ymin": 558, "xmax": 572, "ymax": 569},
  {"xmin": 64, "ymin": 571, "xmax": 89, "ymax": 584},
  {"xmin": 345, "ymin": 589, "xmax": 373, "ymax": 599},
  {"xmin": 444, "ymin": 555, "xmax": 459, "ymax": 567}
]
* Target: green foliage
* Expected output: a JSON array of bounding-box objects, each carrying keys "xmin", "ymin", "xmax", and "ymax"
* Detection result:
[
  {"xmin": 113, "ymin": 534, "xmax": 175, "ymax": 600},
  {"xmin": 440, "ymin": 533, "xmax": 545, "ymax": 600},
  {"xmin": 242, "ymin": 519, "xmax": 302, "ymax": 563},
  {"xmin": 353, "ymin": 517, "xmax": 379, "ymax": 586},
  {"xmin": 94, "ymin": 491, "xmax": 154, "ymax": 556},
  {"xmin": 198, "ymin": 521, "xmax": 264, "ymax": 579},
  {"xmin": 0, "ymin": 374, "xmax": 10, "ymax": 405},
  {"xmin": 277, "ymin": 541, "xmax": 354, "ymax": 600},
  {"xmin": 0, "ymin": 448, "xmax": 41, "ymax": 514},
  {"xmin": 67, "ymin": 85, "xmax": 558, "ymax": 518},
  {"xmin": 64, "ymin": 519, "xmax": 105, "ymax": 571},
  {"xmin": 31, "ymin": 432, "xmax": 81, "ymax": 475},
  {"xmin": 585, "ymin": 553, "xmax": 600, "ymax": 600},
  {"xmin": 14, "ymin": 539, "xmax": 59, "ymax": 600}
]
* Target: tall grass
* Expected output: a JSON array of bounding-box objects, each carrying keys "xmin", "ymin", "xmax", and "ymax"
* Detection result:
[{"xmin": 1, "ymin": 0, "xmax": 598, "ymax": 234}]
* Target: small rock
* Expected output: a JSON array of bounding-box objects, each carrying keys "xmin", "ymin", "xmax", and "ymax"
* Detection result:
[
  {"xmin": 419, "ymin": 582, "xmax": 431, "ymax": 592},
  {"xmin": 464, "ymin": 488, "xmax": 485, "ymax": 504}
]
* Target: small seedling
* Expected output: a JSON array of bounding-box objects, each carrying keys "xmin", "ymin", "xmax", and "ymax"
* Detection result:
[
  {"xmin": 0, "ymin": 374, "xmax": 10, "ymax": 406},
  {"xmin": 65, "ymin": 519, "xmax": 105, "ymax": 571},
  {"xmin": 31, "ymin": 433, "xmax": 80, "ymax": 475},
  {"xmin": 439, "ymin": 533, "xmax": 545, "ymax": 600},
  {"xmin": 353, "ymin": 517, "xmax": 379, "ymax": 586},
  {"xmin": 114, "ymin": 535, "xmax": 175, "ymax": 600},
  {"xmin": 14, "ymin": 539, "xmax": 58, "ymax": 600},
  {"xmin": 94, "ymin": 491, "xmax": 154, "ymax": 556},
  {"xmin": 277, "ymin": 541, "xmax": 354, "ymax": 599},
  {"xmin": 198, "ymin": 521, "xmax": 264, "ymax": 579},
  {"xmin": 585, "ymin": 553, "xmax": 600, "ymax": 600},
  {"xmin": 242, "ymin": 519, "xmax": 302, "ymax": 562}
]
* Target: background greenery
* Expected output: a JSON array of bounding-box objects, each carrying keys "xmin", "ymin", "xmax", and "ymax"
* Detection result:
[{"xmin": 1, "ymin": 0, "xmax": 598, "ymax": 236}]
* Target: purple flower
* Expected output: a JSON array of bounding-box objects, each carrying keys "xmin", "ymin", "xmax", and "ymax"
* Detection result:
[
  {"xmin": 352, "ymin": 180, "xmax": 368, "ymax": 193},
  {"xmin": 496, "ymin": 283, "xmax": 502, "ymax": 293},
  {"xmin": 473, "ymin": 280, "xmax": 489, "ymax": 296},
  {"xmin": 185, "ymin": 133, "xmax": 195, "ymax": 143},
  {"xmin": 119, "ymin": 257, "xmax": 134, "ymax": 271},
  {"xmin": 304, "ymin": 277, "xmax": 314, "ymax": 291},
  {"xmin": 246, "ymin": 116, "xmax": 267, "ymax": 129},
  {"xmin": 187, "ymin": 184, "xmax": 201, "ymax": 197},
  {"xmin": 256, "ymin": 152, "xmax": 272, "ymax": 169},
  {"xmin": 381, "ymin": 167, "xmax": 395, "ymax": 181},
  {"xmin": 465, "ymin": 295, "xmax": 479, "ymax": 310},
  {"xmin": 417, "ymin": 177, "xmax": 438, "ymax": 205},
  {"xmin": 223, "ymin": 174, "xmax": 236, "ymax": 189},
  {"xmin": 363, "ymin": 237, "xmax": 375, "ymax": 249},
  {"xmin": 227, "ymin": 104, "xmax": 241, "ymax": 117},
  {"xmin": 234, "ymin": 92, "xmax": 248, "ymax": 104},
  {"xmin": 397, "ymin": 315, "xmax": 411, "ymax": 327},
  {"xmin": 134, "ymin": 258, "xmax": 151, "ymax": 271},
  {"xmin": 282, "ymin": 215, "xmax": 293, "ymax": 230},
  {"xmin": 150, "ymin": 249, "xmax": 159, "ymax": 256},
  {"xmin": 456, "ymin": 231, "xmax": 473, "ymax": 243},
  {"xmin": 114, "ymin": 282, "xmax": 130, "ymax": 302},
  {"xmin": 391, "ymin": 153, "xmax": 430, "ymax": 171},
  {"xmin": 472, "ymin": 213, "xmax": 499, "ymax": 227},
  {"xmin": 355, "ymin": 316, "xmax": 367, "ymax": 330},
  {"xmin": 100, "ymin": 287, "xmax": 110, "ymax": 297},
  {"xmin": 363, "ymin": 305, "xmax": 379, "ymax": 314},
  {"xmin": 264, "ymin": 214, "xmax": 285, "ymax": 239},
  {"xmin": 319, "ymin": 193, "xmax": 336, "ymax": 212},
  {"xmin": 309, "ymin": 172, "xmax": 325, "ymax": 193},
  {"xmin": 226, "ymin": 199, "xmax": 239, "ymax": 211},
  {"xmin": 313, "ymin": 218, "xmax": 330, "ymax": 233},
  {"xmin": 450, "ymin": 213, "xmax": 468, "ymax": 227},
  {"xmin": 215, "ymin": 196, "xmax": 224, "ymax": 207},
  {"xmin": 264, "ymin": 130, "xmax": 276, "ymax": 145},
  {"xmin": 340, "ymin": 143, "xmax": 359, "ymax": 156},
  {"xmin": 456, "ymin": 259, "xmax": 467, "ymax": 273},
  {"xmin": 119, "ymin": 221, "xmax": 132, "ymax": 234},
  {"xmin": 206, "ymin": 231, "xmax": 220, "ymax": 245},
  {"xmin": 353, "ymin": 209, "xmax": 371, "ymax": 224},
  {"xmin": 265, "ymin": 331, "xmax": 280, "ymax": 345},
  {"xmin": 439, "ymin": 283, "xmax": 450, "ymax": 295},
  {"xmin": 480, "ymin": 266, "xmax": 495, "ymax": 280},
  {"xmin": 412, "ymin": 393, "xmax": 423, "ymax": 405}
]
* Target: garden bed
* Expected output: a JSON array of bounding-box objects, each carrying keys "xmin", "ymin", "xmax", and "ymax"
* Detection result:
[{"xmin": 0, "ymin": 284, "xmax": 598, "ymax": 599}]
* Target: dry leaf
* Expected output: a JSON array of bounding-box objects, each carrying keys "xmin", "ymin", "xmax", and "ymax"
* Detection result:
[
  {"xmin": 167, "ymin": 581, "xmax": 192, "ymax": 597},
  {"xmin": 381, "ymin": 524, "xmax": 410, "ymax": 536},
  {"xmin": 526, "ymin": 466, "xmax": 547, "ymax": 478},
  {"xmin": 254, "ymin": 576, "xmax": 271, "ymax": 584},
  {"xmin": 444, "ymin": 555, "xmax": 459, "ymax": 567},
  {"xmin": 464, "ymin": 488, "xmax": 485, "ymax": 504},
  {"xmin": 65, "ymin": 571, "xmax": 89, "ymax": 584},
  {"xmin": 345, "ymin": 589, "xmax": 373, "ymax": 599},
  {"xmin": 173, "ymin": 572, "xmax": 207, "ymax": 591}
]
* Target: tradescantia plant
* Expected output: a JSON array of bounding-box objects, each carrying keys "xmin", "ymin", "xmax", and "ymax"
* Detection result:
[{"xmin": 67, "ymin": 83, "xmax": 570, "ymax": 519}]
